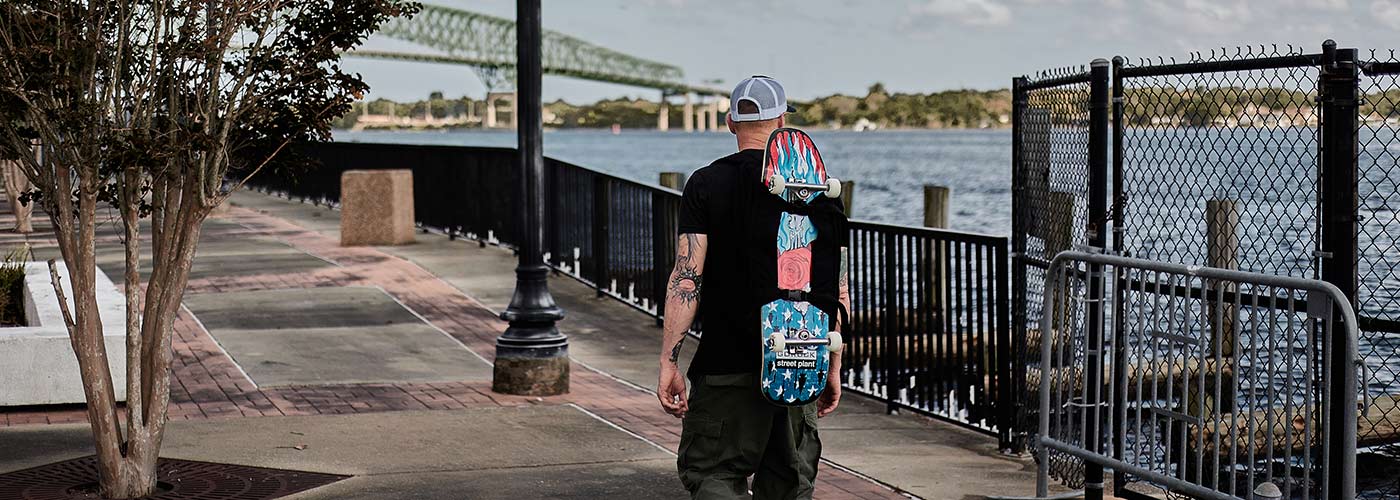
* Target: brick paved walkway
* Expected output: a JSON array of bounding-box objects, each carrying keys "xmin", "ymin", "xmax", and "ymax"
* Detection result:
[{"xmin": 0, "ymin": 204, "xmax": 906, "ymax": 499}]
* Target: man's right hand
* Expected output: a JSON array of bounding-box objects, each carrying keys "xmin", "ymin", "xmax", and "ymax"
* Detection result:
[{"xmin": 658, "ymin": 361, "xmax": 688, "ymax": 418}]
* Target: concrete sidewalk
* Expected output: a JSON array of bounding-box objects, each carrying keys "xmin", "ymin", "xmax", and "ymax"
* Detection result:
[
  {"xmin": 4, "ymin": 406, "xmax": 683, "ymax": 499},
  {"xmin": 0, "ymin": 193, "xmax": 907, "ymax": 499},
  {"xmin": 227, "ymin": 190, "xmax": 1045, "ymax": 499}
]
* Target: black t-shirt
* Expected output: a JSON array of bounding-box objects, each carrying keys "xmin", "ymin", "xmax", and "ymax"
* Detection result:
[{"xmin": 678, "ymin": 149, "xmax": 846, "ymax": 377}]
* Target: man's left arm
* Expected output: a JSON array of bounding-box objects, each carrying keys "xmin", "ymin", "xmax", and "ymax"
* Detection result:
[{"xmin": 818, "ymin": 245, "xmax": 849, "ymax": 417}]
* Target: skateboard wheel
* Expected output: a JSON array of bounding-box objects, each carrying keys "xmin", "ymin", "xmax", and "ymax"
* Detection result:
[
  {"xmin": 827, "ymin": 331, "xmax": 844, "ymax": 353},
  {"xmin": 768, "ymin": 332, "xmax": 786, "ymax": 351},
  {"xmin": 824, "ymin": 178, "xmax": 842, "ymax": 198},
  {"xmin": 768, "ymin": 174, "xmax": 786, "ymax": 195}
]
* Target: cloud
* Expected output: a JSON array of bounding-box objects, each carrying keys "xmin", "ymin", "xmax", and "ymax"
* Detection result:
[
  {"xmin": 908, "ymin": 0, "xmax": 1012, "ymax": 26},
  {"xmin": 1373, "ymin": 0, "xmax": 1400, "ymax": 29}
]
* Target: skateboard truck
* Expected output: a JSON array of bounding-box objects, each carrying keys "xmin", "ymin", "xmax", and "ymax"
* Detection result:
[
  {"xmin": 767, "ymin": 174, "xmax": 843, "ymax": 199},
  {"xmin": 767, "ymin": 331, "xmax": 844, "ymax": 353}
]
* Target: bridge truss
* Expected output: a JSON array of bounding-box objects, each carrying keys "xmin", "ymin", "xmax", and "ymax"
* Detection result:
[{"xmin": 357, "ymin": 3, "xmax": 721, "ymax": 95}]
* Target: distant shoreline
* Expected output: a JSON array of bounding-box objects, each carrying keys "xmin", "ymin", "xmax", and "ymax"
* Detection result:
[{"xmin": 333, "ymin": 125, "xmax": 1012, "ymax": 133}]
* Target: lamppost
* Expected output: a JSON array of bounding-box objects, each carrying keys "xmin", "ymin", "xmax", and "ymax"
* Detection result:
[{"xmin": 492, "ymin": 0, "xmax": 569, "ymax": 396}]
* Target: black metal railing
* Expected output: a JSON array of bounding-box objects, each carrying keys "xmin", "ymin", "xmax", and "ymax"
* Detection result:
[
  {"xmin": 248, "ymin": 141, "xmax": 1018, "ymax": 449},
  {"xmin": 844, "ymin": 220, "xmax": 1013, "ymax": 442}
]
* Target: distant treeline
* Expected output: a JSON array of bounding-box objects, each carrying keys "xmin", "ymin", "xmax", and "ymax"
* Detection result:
[
  {"xmin": 334, "ymin": 83, "xmax": 1015, "ymax": 130},
  {"xmin": 334, "ymin": 84, "xmax": 1400, "ymax": 130},
  {"xmin": 1039, "ymin": 86, "xmax": 1400, "ymax": 127}
]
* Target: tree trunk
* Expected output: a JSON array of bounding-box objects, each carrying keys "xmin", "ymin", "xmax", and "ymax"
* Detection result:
[
  {"xmin": 43, "ymin": 171, "xmax": 215, "ymax": 499},
  {"xmin": 1, "ymin": 158, "xmax": 31, "ymax": 233}
]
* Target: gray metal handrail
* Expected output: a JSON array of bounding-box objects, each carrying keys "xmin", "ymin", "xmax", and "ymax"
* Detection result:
[{"xmin": 1036, "ymin": 251, "xmax": 1359, "ymax": 500}]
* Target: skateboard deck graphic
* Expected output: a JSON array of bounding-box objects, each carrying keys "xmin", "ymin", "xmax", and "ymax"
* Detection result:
[{"xmin": 759, "ymin": 128, "xmax": 841, "ymax": 406}]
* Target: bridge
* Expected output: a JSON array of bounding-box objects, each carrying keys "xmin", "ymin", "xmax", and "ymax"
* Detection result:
[{"xmin": 348, "ymin": 3, "xmax": 728, "ymax": 130}]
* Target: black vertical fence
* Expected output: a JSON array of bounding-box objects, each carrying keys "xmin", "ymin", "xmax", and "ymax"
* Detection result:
[
  {"xmin": 844, "ymin": 221, "xmax": 1013, "ymax": 439},
  {"xmin": 248, "ymin": 140, "xmax": 1019, "ymax": 449},
  {"xmin": 1017, "ymin": 41, "xmax": 1400, "ymax": 497}
]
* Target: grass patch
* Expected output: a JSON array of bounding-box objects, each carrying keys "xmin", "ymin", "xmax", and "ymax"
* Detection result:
[{"xmin": 0, "ymin": 245, "xmax": 28, "ymax": 326}]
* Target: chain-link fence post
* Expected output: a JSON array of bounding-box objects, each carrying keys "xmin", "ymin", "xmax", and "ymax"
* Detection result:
[
  {"xmin": 1082, "ymin": 58, "xmax": 1112, "ymax": 500},
  {"xmin": 1317, "ymin": 39, "xmax": 1361, "ymax": 500},
  {"xmin": 1009, "ymin": 75, "xmax": 1030, "ymax": 454},
  {"xmin": 1108, "ymin": 55, "xmax": 1132, "ymax": 497}
]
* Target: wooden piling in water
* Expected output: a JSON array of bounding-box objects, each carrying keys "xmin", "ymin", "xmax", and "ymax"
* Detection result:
[
  {"xmin": 923, "ymin": 185, "xmax": 950, "ymax": 331},
  {"xmin": 1205, "ymin": 198, "xmax": 1240, "ymax": 413},
  {"xmin": 839, "ymin": 180, "xmax": 854, "ymax": 217},
  {"xmin": 659, "ymin": 172, "xmax": 685, "ymax": 190},
  {"xmin": 923, "ymin": 185, "xmax": 950, "ymax": 229},
  {"xmin": 1043, "ymin": 192, "xmax": 1075, "ymax": 257}
]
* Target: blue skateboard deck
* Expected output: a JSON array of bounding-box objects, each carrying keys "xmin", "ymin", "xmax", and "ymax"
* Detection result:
[{"xmin": 760, "ymin": 128, "xmax": 839, "ymax": 406}]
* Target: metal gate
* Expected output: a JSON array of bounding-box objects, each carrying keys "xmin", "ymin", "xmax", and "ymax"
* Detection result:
[
  {"xmin": 1013, "ymin": 41, "xmax": 1400, "ymax": 469},
  {"xmin": 1037, "ymin": 251, "xmax": 1360, "ymax": 500}
]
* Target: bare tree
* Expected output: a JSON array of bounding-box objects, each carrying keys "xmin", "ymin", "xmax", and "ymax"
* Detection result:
[{"xmin": 0, "ymin": 1, "xmax": 418, "ymax": 497}]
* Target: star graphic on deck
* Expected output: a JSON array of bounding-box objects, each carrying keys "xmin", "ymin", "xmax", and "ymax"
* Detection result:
[
  {"xmin": 762, "ymin": 378, "xmax": 771, "ymax": 388},
  {"xmin": 783, "ymin": 310, "xmax": 793, "ymax": 321},
  {"xmin": 786, "ymin": 396, "xmax": 797, "ymax": 403},
  {"xmin": 808, "ymin": 386, "xmax": 819, "ymax": 396},
  {"xmin": 775, "ymin": 386, "xmax": 784, "ymax": 397},
  {"xmin": 763, "ymin": 318, "xmax": 773, "ymax": 330},
  {"xmin": 783, "ymin": 371, "xmax": 792, "ymax": 380}
]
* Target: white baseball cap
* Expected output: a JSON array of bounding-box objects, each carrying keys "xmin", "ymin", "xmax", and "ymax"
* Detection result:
[{"xmin": 729, "ymin": 75, "xmax": 796, "ymax": 122}]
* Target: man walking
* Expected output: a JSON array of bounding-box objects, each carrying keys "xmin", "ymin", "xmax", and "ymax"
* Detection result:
[{"xmin": 657, "ymin": 75, "xmax": 850, "ymax": 499}]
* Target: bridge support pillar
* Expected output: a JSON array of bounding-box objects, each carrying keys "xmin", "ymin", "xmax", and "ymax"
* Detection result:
[
  {"xmin": 657, "ymin": 93, "xmax": 670, "ymax": 131},
  {"xmin": 485, "ymin": 91, "xmax": 517, "ymax": 129},
  {"xmin": 707, "ymin": 98, "xmax": 719, "ymax": 132},
  {"xmin": 694, "ymin": 96, "xmax": 707, "ymax": 132},
  {"xmin": 683, "ymin": 93, "xmax": 694, "ymax": 133}
]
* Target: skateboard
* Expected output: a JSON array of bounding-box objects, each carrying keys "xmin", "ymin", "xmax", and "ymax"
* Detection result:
[{"xmin": 759, "ymin": 128, "xmax": 844, "ymax": 406}]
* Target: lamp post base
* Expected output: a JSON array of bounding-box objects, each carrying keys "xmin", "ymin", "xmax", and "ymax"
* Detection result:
[
  {"xmin": 492, "ymin": 344, "xmax": 569, "ymax": 396},
  {"xmin": 492, "ymin": 264, "xmax": 569, "ymax": 396}
]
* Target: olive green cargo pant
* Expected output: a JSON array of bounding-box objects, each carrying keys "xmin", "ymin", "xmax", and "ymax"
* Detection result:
[{"xmin": 677, "ymin": 373, "xmax": 821, "ymax": 500}]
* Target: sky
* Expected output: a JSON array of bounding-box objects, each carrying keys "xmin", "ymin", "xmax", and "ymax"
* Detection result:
[{"xmin": 342, "ymin": 0, "xmax": 1400, "ymax": 103}]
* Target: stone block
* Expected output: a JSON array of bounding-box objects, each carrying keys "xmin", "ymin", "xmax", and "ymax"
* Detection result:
[
  {"xmin": 340, "ymin": 169, "xmax": 415, "ymax": 246},
  {"xmin": 1, "ymin": 262, "xmax": 127, "ymax": 406},
  {"xmin": 492, "ymin": 355, "xmax": 570, "ymax": 396}
]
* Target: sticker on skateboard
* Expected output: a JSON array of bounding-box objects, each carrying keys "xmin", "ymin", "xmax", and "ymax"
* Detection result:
[{"xmin": 759, "ymin": 128, "xmax": 843, "ymax": 406}]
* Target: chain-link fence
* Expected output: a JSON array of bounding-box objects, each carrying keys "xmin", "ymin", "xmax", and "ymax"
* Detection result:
[
  {"xmin": 1011, "ymin": 64, "xmax": 1097, "ymax": 459},
  {"xmin": 1016, "ymin": 40, "xmax": 1400, "ymax": 497},
  {"xmin": 1358, "ymin": 51, "xmax": 1400, "ymax": 453},
  {"xmin": 1115, "ymin": 46, "xmax": 1320, "ymax": 280}
]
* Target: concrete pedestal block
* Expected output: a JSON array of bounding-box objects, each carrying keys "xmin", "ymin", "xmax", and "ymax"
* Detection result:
[
  {"xmin": 341, "ymin": 169, "xmax": 415, "ymax": 246},
  {"xmin": 1, "ymin": 263, "xmax": 128, "ymax": 406}
]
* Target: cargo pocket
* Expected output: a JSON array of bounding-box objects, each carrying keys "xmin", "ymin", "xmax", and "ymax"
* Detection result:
[
  {"xmin": 677, "ymin": 414, "xmax": 726, "ymax": 490},
  {"xmin": 797, "ymin": 405, "xmax": 822, "ymax": 475},
  {"xmin": 802, "ymin": 403, "xmax": 819, "ymax": 430}
]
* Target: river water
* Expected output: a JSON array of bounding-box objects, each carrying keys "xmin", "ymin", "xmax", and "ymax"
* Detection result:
[{"xmin": 333, "ymin": 128, "xmax": 1012, "ymax": 234}]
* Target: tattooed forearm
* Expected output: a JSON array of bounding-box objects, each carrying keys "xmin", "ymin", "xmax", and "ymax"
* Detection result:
[
  {"xmin": 668, "ymin": 337, "xmax": 685, "ymax": 363},
  {"xmin": 661, "ymin": 233, "xmax": 706, "ymax": 366},
  {"xmin": 670, "ymin": 268, "xmax": 703, "ymax": 304},
  {"xmin": 669, "ymin": 233, "xmax": 704, "ymax": 305}
]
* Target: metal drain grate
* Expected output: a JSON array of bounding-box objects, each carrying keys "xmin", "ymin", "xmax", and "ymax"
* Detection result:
[{"xmin": 0, "ymin": 456, "xmax": 348, "ymax": 499}]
